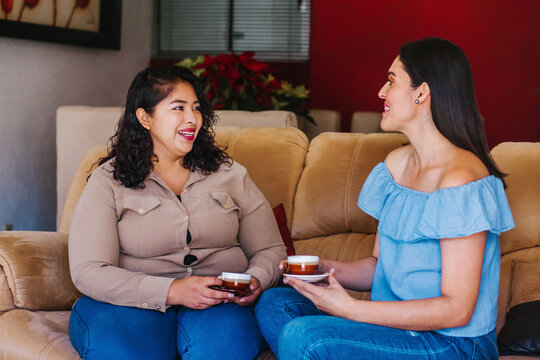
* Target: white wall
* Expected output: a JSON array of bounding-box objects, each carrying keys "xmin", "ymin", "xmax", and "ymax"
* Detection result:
[{"xmin": 0, "ymin": 0, "xmax": 153, "ymax": 231}]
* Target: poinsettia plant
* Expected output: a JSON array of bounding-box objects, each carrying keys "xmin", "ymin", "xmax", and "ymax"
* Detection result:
[{"xmin": 176, "ymin": 52, "xmax": 314, "ymax": 124}]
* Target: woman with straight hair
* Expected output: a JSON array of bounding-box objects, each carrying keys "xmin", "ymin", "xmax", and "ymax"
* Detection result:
[
  {"xmin": 255, "ymin": 37, "xmax": 514, "ymax": 359},
  {"xmin": 68, "ymin": 66, "xmax": 286, "ymax": 360}
]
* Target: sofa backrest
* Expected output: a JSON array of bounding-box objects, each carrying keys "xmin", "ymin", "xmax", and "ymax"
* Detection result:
[
  {"xmin": 59, "ymin": 127, "xmax": 308, "ymax": 233},
  {"xmin": 300, "ymin": 109, "xmax": 341, "ymax": 140},
  {"xmin": 215, "ymin": 110, "xmax": 298, "ymax": 128},
  {"xmin": 350, "ymin": 111, "xmax": 382, "ymax": 133},
  {"xmin": 57, "ymin": 106, "xmax": 123, "ymax": 228},
  {"xmin": 215, "ymin": 127, "xmax": 308, "ymax": 230},
  {"xmin": 490, "ymin": 142, "xmax": 540, "ymax": 255},
  {"xmin": 291, "ymin": 132, "xmax": 409, "ymax": 239}
]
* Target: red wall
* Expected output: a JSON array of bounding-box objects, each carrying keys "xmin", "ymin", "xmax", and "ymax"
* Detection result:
[{"xmin": 308, "ymin": 1, "xmax": 540, "ymax": 146}]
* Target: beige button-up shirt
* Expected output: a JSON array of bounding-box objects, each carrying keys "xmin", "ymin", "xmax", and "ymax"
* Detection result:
[{"xmin": 69, "ymin": 160, "xmax": 286, "ymax": 312}]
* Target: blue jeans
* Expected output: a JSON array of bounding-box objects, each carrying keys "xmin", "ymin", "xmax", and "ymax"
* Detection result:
[
  {"xmin": 69, "ymin": 295, "xmax": 265, "ymax": 360},
  {"xmin": 255, "ymin": 287, "xmax": 498, "ymax": 359}
]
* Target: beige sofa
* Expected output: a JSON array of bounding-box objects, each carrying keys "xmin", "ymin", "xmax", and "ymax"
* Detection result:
[{"xmin": 1, "ymin": 125, "xmax": 538, "ymax": 359}]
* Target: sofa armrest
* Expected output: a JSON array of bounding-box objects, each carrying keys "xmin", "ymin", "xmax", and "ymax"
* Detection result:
[
  {"xmin": 0, "ymin": 231, "xmax": 80, "ymax": 310},
  {"xmin": 0, "ymin": 263, "xmax": 14, "ymax": 314}
]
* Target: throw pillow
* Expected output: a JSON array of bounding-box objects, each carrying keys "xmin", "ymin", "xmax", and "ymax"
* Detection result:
[
  {"xmin": 497, "ymin": 300, "xmax": 540, "ymax": 355},
  {"xmin": 272, "ymin": 204, "xmax": 295, "ymax": 256},
  {"xmin": 497, "ymin": 262, "xmax": 540, "ymax": 356}
]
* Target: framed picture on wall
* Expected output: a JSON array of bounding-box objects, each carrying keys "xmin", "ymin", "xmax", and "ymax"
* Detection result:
[{"xmin": 0, "ymin": 0, "xmax": 122, "ymax": 50}]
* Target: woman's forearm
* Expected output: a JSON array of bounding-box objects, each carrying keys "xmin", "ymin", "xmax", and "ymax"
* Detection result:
[
  {"xmin": 339, "ymin": 296, "xmax": 473, "ymax": 331},
  {"xmin": 321, "ymin": 257, "xmax": 377, "ymax": 291}
]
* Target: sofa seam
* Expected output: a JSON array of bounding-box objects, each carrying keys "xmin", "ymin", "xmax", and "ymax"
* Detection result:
[
  {"xmin": 40, "ymin": 335, "xmax": 75, "ymax": 360},
  {"xmin": 289, "ymin": 138, "xmax": 309, "ymax": 234},
  {"xmin": 343, "ymin": 137, "xmax": 363, "ymax": 231}
]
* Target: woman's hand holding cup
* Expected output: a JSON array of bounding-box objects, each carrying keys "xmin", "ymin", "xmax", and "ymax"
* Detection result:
[{"xmin": 166, "ymin": 276, "xmax": 233, "ymax": 309}]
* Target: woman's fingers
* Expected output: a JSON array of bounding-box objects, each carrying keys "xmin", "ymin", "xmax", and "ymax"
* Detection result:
[
  {"xmin": 237, "ymin": 292, "xmax": 258, "ymax": 306},
  {"xmin": 327, "ymin": 269, "xmax": 340, "ymax": 287},
  {"xmin": 206, "ymin": 288, "xmax": 233, "ymax": 299}
]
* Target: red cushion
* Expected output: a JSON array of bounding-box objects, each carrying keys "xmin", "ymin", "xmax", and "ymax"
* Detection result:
[{"xmin": 272, "ymin": 204, "xmax": 295, "ymax": 256}]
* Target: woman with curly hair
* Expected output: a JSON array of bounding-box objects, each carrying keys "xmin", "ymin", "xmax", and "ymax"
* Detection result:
[{"xmin": 68, "ymin": 66, "xmax": 286, "ymax": 360}]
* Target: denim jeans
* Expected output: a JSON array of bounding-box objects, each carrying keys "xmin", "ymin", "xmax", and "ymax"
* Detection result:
[
  {"xmin": 255, "ymin": 287, "xmax": 498, "ymax": 360},
  {"xmin": 69, "ymin": 295, "xmax": 265, "ymax": 360}
]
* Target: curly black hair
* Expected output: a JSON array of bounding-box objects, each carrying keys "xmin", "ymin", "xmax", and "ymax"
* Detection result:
[{"xmin": 98, "ymin": 66, "xmax": 231, "ymax": 188}]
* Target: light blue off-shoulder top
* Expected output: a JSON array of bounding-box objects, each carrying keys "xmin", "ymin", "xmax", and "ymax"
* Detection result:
[{"xmin": 357, "ymin": 162, "xmax": 515, "ymax": 337}]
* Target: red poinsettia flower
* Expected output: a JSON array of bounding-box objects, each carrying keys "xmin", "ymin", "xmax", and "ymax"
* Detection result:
[
  {"xmin": 25, "ymin": 0, "xmax": 39, "ymax": 8},
  {"xmin": 267, "ymin": 78, "xmax": 281, "ymax": 92},
  {"xmin": 195, "ymin": 55, "xmax": 216, "ymax": 70},
  {"xmin": 76, "ymin": 0, "xmax": 90, "ymax": 9},
  {"xmin": 178, "ymin": 51, "xmax": 310, "ymax": 119},
  {"xmin": 1, "ymin": 0, "xmax": 13, "ymax": 14},
  {"xmin": 215, "ymin": 53, "xmax": 236, "ymax": 65}
]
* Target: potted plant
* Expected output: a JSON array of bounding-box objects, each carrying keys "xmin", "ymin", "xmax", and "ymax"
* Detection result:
[{"xmin": 177, "ymin": 52, "xmax": 314, "ymax": 124}]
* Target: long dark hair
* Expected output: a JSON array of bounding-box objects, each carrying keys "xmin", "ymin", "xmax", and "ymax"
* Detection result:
[
  {"xmin": 99, "ymin": 66, "xmax": 231, "ymax": 188},
  {"xmin": 399, "ymin": 37, "xmax": 506, "ymax": 186}
]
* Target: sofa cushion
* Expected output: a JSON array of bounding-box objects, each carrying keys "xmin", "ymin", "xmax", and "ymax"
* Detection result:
[
  {"xmin": 0, "ymin": 232, "xmax": 80, "ymax": 310},
  {"xmin": 509, "ymin": 262, "xmax": 540, "ymax": 309},
  {"xmin": 0, "ymin": 309, "xmax": 80, "ymax": 359},
  {"xmin": 223, "ymin": 127, "xmax": 308, "ymax": 230},
  {"xmin": 292, "ymin": 132, "xmax": 408, "ymax": 239},
  {"xmin": 490, "ymin": 142, "xmax": 540, "ymax": 255},
  {"xmin": 59, "ymin": 145, "xmax": 108, "ymax": 233},
  {"xmin": 498, "ymin": 263, "xmax": 540, "ymax": 356}
]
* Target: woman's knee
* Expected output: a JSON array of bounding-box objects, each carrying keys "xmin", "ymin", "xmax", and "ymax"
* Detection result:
[
  {"xmin": 177, "ymin": 303, "xmax": 264, "ymax": 360},
  {"xmin": 219, "ymin": 303, "xmax": 261, "ymax": 339},
  {"xmin": 69, "ymin": 296, "xmax": 177, "ymax": 360},
  {"xmin": 278, "ymin": 316, "xmax": 325, "ymax": 360},
  {"xmin": 256, "ymin": 287, "xmax": 293, "ymax": 315},
  {"xmin": 256, "ymin": 287, "xmax": 314, "ymax": 315}
]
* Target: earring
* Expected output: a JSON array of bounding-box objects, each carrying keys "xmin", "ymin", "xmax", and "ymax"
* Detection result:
[{"xmin": 415, "ymin": 99, "xmax": 419, "ymax": 104}]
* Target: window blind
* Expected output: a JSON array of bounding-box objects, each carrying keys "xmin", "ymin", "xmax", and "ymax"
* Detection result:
[{"xmin": 154, "ymin": 0, "xmax": 311, "ymax": 61}]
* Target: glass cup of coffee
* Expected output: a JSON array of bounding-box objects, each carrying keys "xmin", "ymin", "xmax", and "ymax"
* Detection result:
[
  {"xmin": 284, "ymin": 255, "xmax": 319, "ymax": 275},
  {"xmin": 221, "ymin": 272, "xmax": 251, "ymax": 291}
]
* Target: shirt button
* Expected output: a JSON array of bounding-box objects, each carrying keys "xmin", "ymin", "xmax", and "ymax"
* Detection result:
[
  {"xmin": 187, "ymin": 267, "xmax": 192, "ymax": 273},
  {"xmin": 183, "ymin": 188, "xmax": 187, "ymax": 193},
  {"xmin": 224, "ymin": 205, "xmax": 229, "ymax": 209},
  {"xmin": 138, "ymin": 208, "xmax": 144, "ymax": 214},
  {"xmin": 142, "ymin": 303, "xmax": 148, "ymax": 308},
  {"xmin": 184, "ymin": 246, "xmax": 190, "ymax": 253},
  {"xmin": 184, "ymin": 216, "xmax": 189, "ymax": 220},
  {"xmin": 156, "ymin": 305, "xmax": 161, "ymax": 310}
]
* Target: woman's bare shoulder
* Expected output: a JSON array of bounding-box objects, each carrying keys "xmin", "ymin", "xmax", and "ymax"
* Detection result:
[
  {"xmin": 439, "ymin": 150, "xmax": 490, "ymax": 189},
  {"xmin": 385, "ymin": 145, "xmax": 413, "ymax": 174}
]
